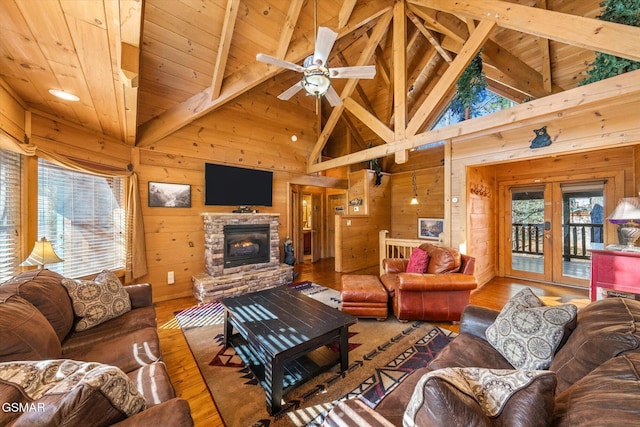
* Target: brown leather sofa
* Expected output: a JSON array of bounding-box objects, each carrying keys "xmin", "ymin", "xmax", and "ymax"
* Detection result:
[
  {"xmin": 380, "ymin": 243, "xmax": 477, "ymax": 321},
  {"xmin": 324, "ymin": 297, "xmax": 640, "ymax": 426},
  {"xmin": 0, "ymin": 269, "xmax": 194, "ymax": 427}
]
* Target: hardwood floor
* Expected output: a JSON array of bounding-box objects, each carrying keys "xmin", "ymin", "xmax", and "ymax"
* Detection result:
[{"xmin": 154, "ymin": 258, "xmax": 589, "ymax": 427}]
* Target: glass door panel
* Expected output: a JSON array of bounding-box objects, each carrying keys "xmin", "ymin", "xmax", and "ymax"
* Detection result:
[
  {"xmin": 507, "ymin": 186, "xmax": 550, "ymax": 281},
  {"xmin": 555, "ymin": 182, "xmax": 604, "ymax": 286}
]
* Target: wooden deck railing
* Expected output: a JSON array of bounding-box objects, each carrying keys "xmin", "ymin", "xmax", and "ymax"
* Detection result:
[
  {"xmin": 512, "ymin": 223, "xmax": 603, "ymax": 260},
  {"xmin": 379, "ymin": 230, "xmax": 425, "ymax": 275}
]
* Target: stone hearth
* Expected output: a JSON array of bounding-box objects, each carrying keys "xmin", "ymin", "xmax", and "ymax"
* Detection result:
[{"xmin": 192, "ymin": 213, "xmax": 293, "ymax": 303}]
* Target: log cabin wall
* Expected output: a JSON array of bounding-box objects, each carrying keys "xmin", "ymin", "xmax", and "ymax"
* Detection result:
[
  {"xmin": 135, "ymin": 82, "xmax": 318, "ymax": 301},
  {"xmin": 335, "ymin": 169, "xmax": 391, "ymax": 272},
  {"xmin": 448, "ymin": 100, "xmax": 640, "ymax": 286},
  {"xmin": 389, "ymin": 166, "xmax": 444, "ymax": 240},
  {"xmin": 0, "ymin": 84, "xmax": 25, "ymax": 141},
  {"xmin": 466, "ymin": 165, "xmax": 498, "ymax": 287}
]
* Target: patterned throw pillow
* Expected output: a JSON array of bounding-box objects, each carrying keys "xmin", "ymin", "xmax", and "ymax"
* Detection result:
[
  {"xmin": 62, "ymin": 270, "xmax": 131, "ymax": 331},
  {"xmin": 406, "ymin": 247, "xmax": 429, "ymax": 273},
  {"xmin": 486, "ymin": 288, "xmax": 577, "ymax": 370}
]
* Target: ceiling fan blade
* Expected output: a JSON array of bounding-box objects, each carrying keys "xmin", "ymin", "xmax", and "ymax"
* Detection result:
[
  {"xmin": 325, "ymin": 85, "xmax": 342, "ymax": 107},
  {"xmin": 256, "ymin": 53, "xmax": 304, "ymax": 72},
  {"xmin": 277, "ymin": 81, "xmax": 304, "ymax": 101},
  {"xmin": 330, "ymin": 65, "xmax": 377, "ymax": 79},
  {"xmin": 312, "ymin": 27, "xmax": 338, "ymax": 66}
]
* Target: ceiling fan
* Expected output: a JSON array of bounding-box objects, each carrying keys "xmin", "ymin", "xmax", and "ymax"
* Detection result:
[{"xmin": 256, "ymin": 26, "xmax": 376, "ymax": 107}]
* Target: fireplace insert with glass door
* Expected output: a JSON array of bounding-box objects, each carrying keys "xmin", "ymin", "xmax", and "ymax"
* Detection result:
[{"xmin": 223, "ymin": 224, "xmax": 270, "ymax": 268}]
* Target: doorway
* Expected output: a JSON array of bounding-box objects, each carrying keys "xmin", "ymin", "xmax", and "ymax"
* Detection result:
[{"xmin": 502, "ymin": 179, "xmax": 611, "ymax": 288}]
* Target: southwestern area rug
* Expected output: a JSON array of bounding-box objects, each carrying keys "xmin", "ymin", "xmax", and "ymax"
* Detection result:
[{"xmin": 175, "ymin": 282, "xmax": 454, "ymax": 427}]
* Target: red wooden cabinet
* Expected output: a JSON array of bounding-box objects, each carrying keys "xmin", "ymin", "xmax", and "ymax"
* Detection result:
[{"xmin": 590, "ymin": 249, "xmax": 640, "ymax": 301}]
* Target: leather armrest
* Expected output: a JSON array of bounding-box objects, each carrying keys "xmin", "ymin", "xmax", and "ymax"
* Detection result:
[
  {"xmin": 397, "ymin": 273, "xmax": 477, "ymax": 291},
  {"xmin": 111, "ymin": 398, "xmax": 193, "ymax": 427},
  {"xmin": 382, "ymin": 258, "xmax": 409, "ymax": 274},
  {"xmin": 459, "ymin": 305, "xmax": 500, "ymax": 340},
  {"xmin": 124, "ymin": 283, "xmax": 153, "ymax": 308}
]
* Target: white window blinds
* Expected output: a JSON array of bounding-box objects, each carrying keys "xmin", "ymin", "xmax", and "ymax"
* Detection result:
[
  {"xmin": 38, "ymin": 159, "xmax": 126, "ymax": 278},
  {"xmin": 0, "ymin": 148, "xmax": 21, "ymax": 282}
]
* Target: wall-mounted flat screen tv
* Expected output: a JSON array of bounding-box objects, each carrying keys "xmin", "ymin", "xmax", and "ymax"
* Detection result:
[{"xmin": 204, "ymin": 163, "xmax": 273, "ymax": 207}]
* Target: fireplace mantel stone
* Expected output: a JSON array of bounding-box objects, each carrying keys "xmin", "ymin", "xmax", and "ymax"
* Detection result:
[
  {"xmin": 193, "ymin": 212, "xmax": 293, "ymax": 303},
  {"xmin": 202, "ymin": 213, "xmax": 281, "ymax": 276}
]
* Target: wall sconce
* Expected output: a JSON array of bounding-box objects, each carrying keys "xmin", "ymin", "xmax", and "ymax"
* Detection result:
[{"xmin": 410, "ymin": 171, "xmax": 419, "ymax": 205}]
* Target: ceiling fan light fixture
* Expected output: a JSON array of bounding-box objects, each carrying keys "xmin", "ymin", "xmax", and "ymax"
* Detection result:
[{"xmin": 301, "ymin": 67, "xmax": 331, "ymax": 97}]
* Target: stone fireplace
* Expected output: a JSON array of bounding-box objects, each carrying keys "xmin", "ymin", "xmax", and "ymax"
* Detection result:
[{"xmin": 192, "ymin": 213, "xmax": 293, "ymax": 303}]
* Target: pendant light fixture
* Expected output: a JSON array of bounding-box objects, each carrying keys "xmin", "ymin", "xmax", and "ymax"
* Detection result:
[{"xmin": 410, "ymin": 171, "xmax": 419, "ymax": 205}]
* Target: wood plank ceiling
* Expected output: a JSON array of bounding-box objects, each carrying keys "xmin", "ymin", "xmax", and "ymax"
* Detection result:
[{"xmin": 1, "ymin": 0, "xmax": 639, "ymax": 170}]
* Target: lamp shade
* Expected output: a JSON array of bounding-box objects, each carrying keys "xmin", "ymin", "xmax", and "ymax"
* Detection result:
[
  {"xmin": 607, "ymin": 197, "xmax": 640, "ymax": 224},
  {"xmin": 21, "ymin": 237, "xmax": 63, "ymax": 268}
]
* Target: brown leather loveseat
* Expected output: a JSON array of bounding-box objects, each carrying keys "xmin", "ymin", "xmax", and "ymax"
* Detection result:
[
  {"xmin": 0, "ymin": 269, "xmax": 193, "ymax": 427},
  {"xmin": 380, "ymin": 243, "xmax": 477, "ymax": 321},
  {"xmin": 324, "ymin": 296, "xmax": 640, "ymax": 426}
]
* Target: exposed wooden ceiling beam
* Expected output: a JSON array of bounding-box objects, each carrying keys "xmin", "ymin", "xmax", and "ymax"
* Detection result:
[
  {"xmin": 411, "ymin": 0, "xmax": 640, "ymax": 62},
  {"xmin": 407, "ymin": 9, "xmax": 453, "ymax": 63},
  {"xmin": 338, "ymin": 0, "xmax": 358, "ymax": 30},
  {"xmin": 406, "ymin": 20, "xmax": 496, "ymax": 137},
  {"xmin": 308, "ymin": 11, "xmax": 393, "ymax": 166},
  {"xmin": 275, "ymin": 0, "xmax": 304, "ymax": 59},
  {"xmin": 409, "ymin": 5, "xmax": 468, "ymax": 45},
  {"xmin": 308, "ymin": 69, "xmax": 640, "ymax": 173},
  {"xmin": 482, "ymin": 40, "xmax": 562, "ymax": 98},
  {"xmin": 136, "ymin": 0, "xmax": 392, "ymax": 147},
  {"xmin": 393, "ymin": 0, "xmax": 408, "ymax": 165},
  {"xmin": 536, "ymin": 0, "xmax": 553, "ymax": 93},
  {"xmin": 211, "ymin": 0, "xmax": 240, "ymax": 100},
  {"xmin": 343, "ymin": 97, "xmax": 394, "ymax": 143},
  {"xmin": 114, "ymin": 0, "xmax": 143, "ymax": 145}
]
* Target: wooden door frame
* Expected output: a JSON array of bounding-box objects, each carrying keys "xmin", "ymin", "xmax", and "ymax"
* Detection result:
[{"xmin": 498, "ymin": 170, "xmax": 624, "ymax": 286}]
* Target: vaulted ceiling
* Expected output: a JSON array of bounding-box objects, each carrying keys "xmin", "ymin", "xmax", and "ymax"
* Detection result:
[{"xmin": 1, "ymin": 0, "xmax": 639, "ymax": 170}]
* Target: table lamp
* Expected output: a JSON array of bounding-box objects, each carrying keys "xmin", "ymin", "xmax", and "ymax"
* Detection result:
[
  {"xmin": 20, "ymin": 237, "xmax": 63, "ymax": 268},
  {"xmin": 607, "ymin": 197, "xmax": 640, "ymax": 248}
]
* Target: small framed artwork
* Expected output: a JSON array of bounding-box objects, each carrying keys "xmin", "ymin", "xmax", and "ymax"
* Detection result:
[
  {"xmin": 148, "ymin": 182, "xmax": 191, "ymax": 207},
  {"xmin": 418, "ymin": 218, "xmax": 444, "ymax": 240}
]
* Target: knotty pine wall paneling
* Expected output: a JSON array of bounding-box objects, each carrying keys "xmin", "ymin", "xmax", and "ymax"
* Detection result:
[
  {"xmin": 449, "ymin": 104, "xmax": 640, "ymax": 286},
  {"xmin": 335, "ymin": 169, "xmax": 391, "ymax": 272},
  {"xmin": 0, "ymin": 84, "xmax": 25, "ymax": 141},
  {"xmin": 467, "ymin": 165, "xmax": 498, "ymax": 287},
  {"xmin": 389, "ymin": 166, "xmax": 444, "ymax": 239},
  {"xmin": 135, "ymin": 85, "xmax": 318, "ymax": 302}
]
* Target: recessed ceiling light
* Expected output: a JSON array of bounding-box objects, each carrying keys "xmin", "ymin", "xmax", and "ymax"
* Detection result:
[{"xmin": 48, "ymin": 89, "xmax": 80, "ymax": 102}]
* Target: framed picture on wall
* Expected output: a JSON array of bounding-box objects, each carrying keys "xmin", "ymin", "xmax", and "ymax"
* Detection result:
[
  {"xmin": 148, "ymin": 182, "xmax": 191, "ymax": 207},
  {"xmin": 418, "ymin": 218, "xmax": 443, "ymax": 240}
]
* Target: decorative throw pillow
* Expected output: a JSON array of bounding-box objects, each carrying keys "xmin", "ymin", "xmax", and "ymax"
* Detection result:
[
  {"xmin": 406, "ymin": 247, "xmax": 429, "ymax": 273},
  {"xmin": 486, "ymin": 288, "xmax": 577, "ymax": 370},
  {"xmin": 0, "ymin": 359, "xmax": 146, "ymax": 425},
  {"xmin": 62, "ymin": 270, "xmax": 131, "ymax": 331},
  {"xmin": 403, "ymin": 367, "xmax": 556, "ymax": 427}
]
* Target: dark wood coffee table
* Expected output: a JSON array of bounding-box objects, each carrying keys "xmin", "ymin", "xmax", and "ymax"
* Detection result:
[{"xmin": 220, "ymin": 285, "xmax": 357, "ymax": 414}]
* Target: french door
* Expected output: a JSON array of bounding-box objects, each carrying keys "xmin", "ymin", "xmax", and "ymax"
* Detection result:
[{"xmin": 502, "ymin": 177, "xmax": 617, "ymax": 287}]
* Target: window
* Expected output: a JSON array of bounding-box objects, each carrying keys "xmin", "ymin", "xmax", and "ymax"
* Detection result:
[
  {"xmin": 38, "ymin": 159, "xmax": 126, "ymax": 278},
  {"xmin": 416, "ymin": 88, "xmax": 517, "ymax": 151},
  {"xmin": 0, "ymin": 148, "xmax": 21, "ymax": 282}
]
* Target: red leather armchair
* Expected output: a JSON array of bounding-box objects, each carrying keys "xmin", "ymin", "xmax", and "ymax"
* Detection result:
[{"xmin": 380, "ymin": 243, "xmax": 477, "ymax": 321}]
